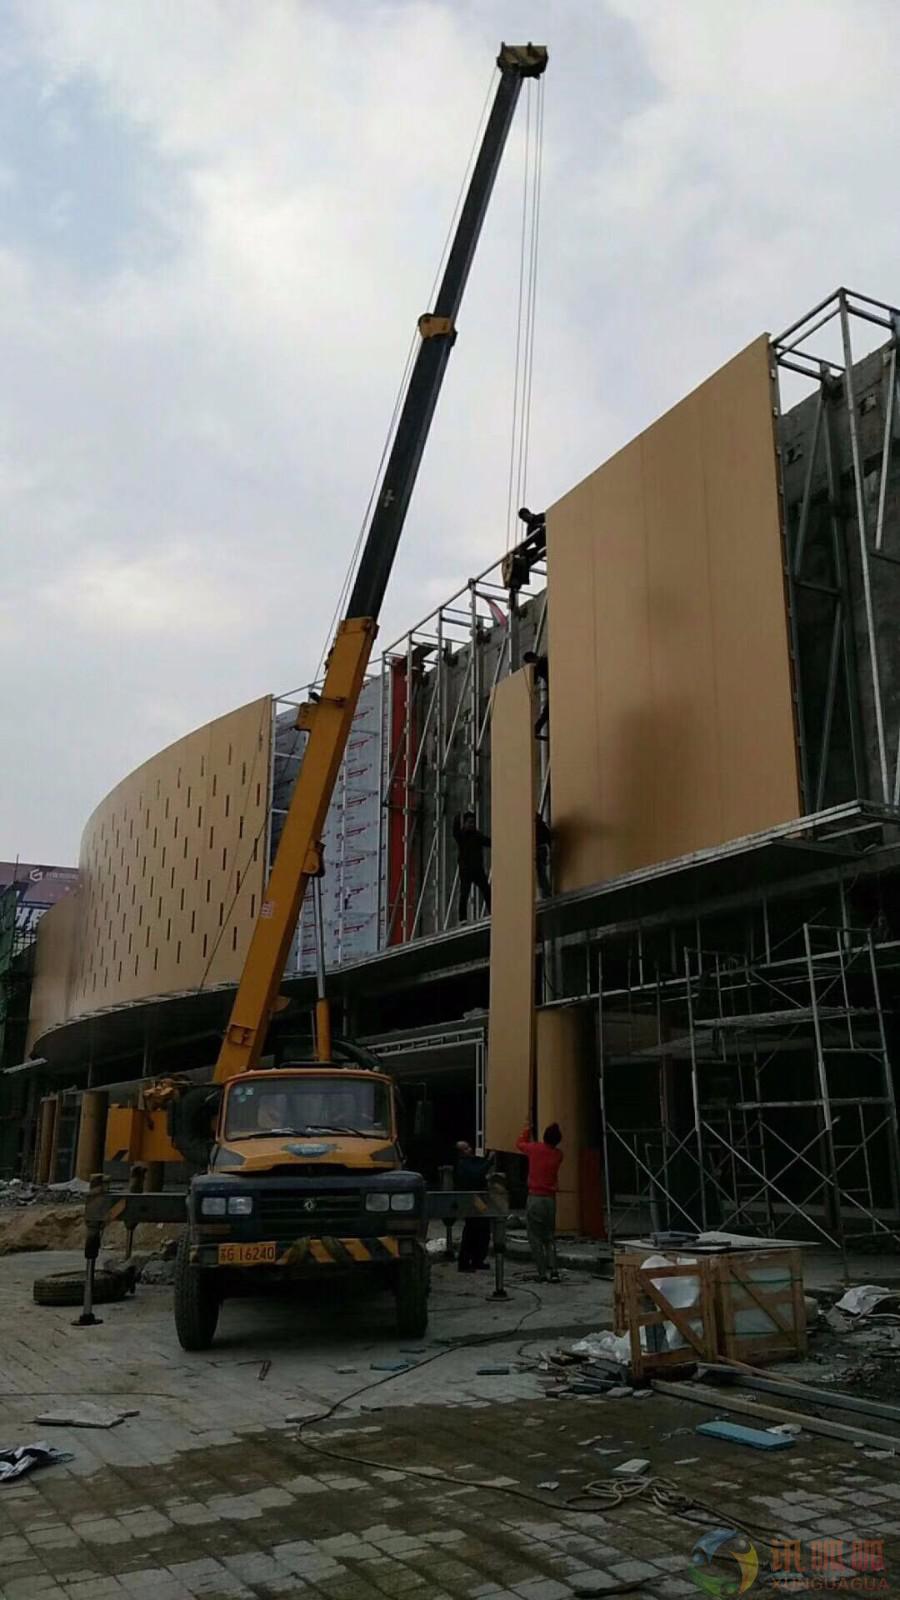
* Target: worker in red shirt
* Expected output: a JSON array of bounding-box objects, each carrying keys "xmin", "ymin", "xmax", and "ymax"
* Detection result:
[{"xmin": 516, "ymin": 1122, "xmax": 563, "ymax": 1283}]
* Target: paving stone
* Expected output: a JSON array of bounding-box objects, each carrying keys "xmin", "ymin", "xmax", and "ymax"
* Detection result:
[
  {"xmin": 511, "ymin": 1581, "xmax": 573, "ymax": 1600},
  {"xmin": 5, "ymin": 1581, "xmax": 61, "ymax": 1600},
  {"xmin": 63, "ymin": 1582, "xmax": 126, "ymax": 1600},
  {"xmin": 608, "ymin": 1558, "xmax": 663, "ymax": 1583}
]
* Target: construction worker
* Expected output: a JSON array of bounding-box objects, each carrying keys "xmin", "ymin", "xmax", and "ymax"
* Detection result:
[
  {"xmin": 454, "ymin": 1141, "xmax": 493, "ymax": 1272},
  {"xmin": 516, "ymin": 1122, "xmax": 563, "ymax": 1283},
  {"xmin": 453, "ymin": 811, "xmax": 491, "ymax": 920},
  {"xmin": 535, "ymin": 812, "xmax": 552, "ymax": 898},
  {"xmin": 522, "ymin": 650, "xmax": 549, "ymax": 738}
]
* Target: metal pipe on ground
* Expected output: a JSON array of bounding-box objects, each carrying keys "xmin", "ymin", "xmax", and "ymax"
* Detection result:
[
  {"xmin": 653, "ymin": 1379, "xmax": 900, "ymax": 1453},
  {"xmin": 701, "ymin": 1361, "xmax": 900, "ymax": 1427}
]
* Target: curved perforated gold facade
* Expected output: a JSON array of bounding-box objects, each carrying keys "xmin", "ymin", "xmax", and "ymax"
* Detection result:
[{"xmin": 29, "ymin": 697, "xmax": 272, "ymax": 1046}]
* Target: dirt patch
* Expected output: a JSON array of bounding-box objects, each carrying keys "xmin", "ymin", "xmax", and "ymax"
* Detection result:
[{"xmin": 0, "ymin": 1205, "xmax": 182, "ymax": 1257}]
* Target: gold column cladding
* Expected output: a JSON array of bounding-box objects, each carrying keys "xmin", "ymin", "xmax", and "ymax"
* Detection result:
[
  {"xmin": 486, "ymin": 666, "xmax": 536, "ymax": 1153},
  {"xmin": 536, "ymin": 1005, "xmax": 591, "ymax": 1234}
]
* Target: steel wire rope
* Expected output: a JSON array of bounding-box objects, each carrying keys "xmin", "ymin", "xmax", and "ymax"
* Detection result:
[
  {"xmin": 505, "ymin": 75, "xmax": 545, "ymax": 549},
  {"xmin": 312, "ymin": 61, "xmax": 498, "ymax": 685},
  {"xmin": 505, "ymin": 81, "xmax": 532, "ymax": 550},
  {"xmin": 518, "ymin": 75, "xmax": 544, "ymax": 512}
]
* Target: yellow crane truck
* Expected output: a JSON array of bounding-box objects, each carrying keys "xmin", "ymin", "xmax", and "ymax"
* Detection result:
[{"xmin": 84, "ymin": 42, "xmax": 545, "ymax": 1348}]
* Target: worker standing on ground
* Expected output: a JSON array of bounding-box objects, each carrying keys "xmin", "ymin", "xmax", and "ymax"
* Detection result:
[
  {"xmin": 453, "ymin": 811, "xmax": 491, "ymax": 920},
  {"xmin": 522, "ymin": 650, "xmax": 549, "ymax": 738},
  {"xmin": 454, "ymin": 1141, "xmax": 493, "ymax": 1272},
  {"xmin": 516, "ymin": 1122, "xmax": 563, "ymax": 1283}
]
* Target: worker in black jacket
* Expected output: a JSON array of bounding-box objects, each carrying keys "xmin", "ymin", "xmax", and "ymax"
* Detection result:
[
  {"xmin": 454, "ymin": 1141, "xmax": 494, "ymax": 1271},
  {"xmin": 453, "ymin": 811, "xmax": 491, "ymax": 920}
]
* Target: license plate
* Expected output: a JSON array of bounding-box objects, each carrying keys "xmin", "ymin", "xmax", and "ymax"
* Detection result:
[{"xmin": 217, "ymin": 1241, "xmax": 277, "ymax": 1266}]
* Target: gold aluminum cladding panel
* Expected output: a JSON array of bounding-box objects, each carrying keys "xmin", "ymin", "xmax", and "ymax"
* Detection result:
[
  {"xmin": 547, "ymin": 334, "xmax": 800, "ymax": 891},
  {"xmin": 28, "ymin": 696, "xmax": 272, "ymax": 1045}
]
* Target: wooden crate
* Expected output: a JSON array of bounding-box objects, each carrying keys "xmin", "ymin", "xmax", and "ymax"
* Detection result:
[
  {"xmin": 715, "ymin": 1248, "xmax": 807, "ymax": 1365},
  {"xmin": 614, "ymin": 1252, "xmax": 718, "ymax": 1380}
]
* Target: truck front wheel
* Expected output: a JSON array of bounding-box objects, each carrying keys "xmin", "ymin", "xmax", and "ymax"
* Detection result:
[
  {"xmin": 174, "ymin": 1233, "xmax": 221, "ymax": 1351},
  {"xmin": 395, "ymin": 1245, "xmax": 429, "ymax": 1338}
]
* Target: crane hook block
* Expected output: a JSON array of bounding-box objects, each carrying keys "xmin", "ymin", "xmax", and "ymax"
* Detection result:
[
  {"xmin": 418, "ymin": 313, "xmax": 456, "ymax": 342},
  {"xmin": 497, "ymin": 43, "xmax": 548, "ymax": 78},
  {"xmin": 304, "ymin": 844, "xmax": 325, "ymax": 878}
]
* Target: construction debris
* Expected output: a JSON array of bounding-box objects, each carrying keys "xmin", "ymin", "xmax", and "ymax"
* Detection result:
[
  {"xmin": 0, "ymin": 1442, "xmax": 73, "ymax": 1482},
  {"xmin": 654, "ymin": 1378, "xmax": 900, "ymax": 1453},
  {"xmin": 0, "ymin": 1178, "xmax": 87, "ymax": 1209},
  {"xmin": 695, "ymin": 1419, "xmax": 795, "ymax": 1451},
  {"xmin": 34, "ymin": 1405, "xmax": 139, "ymax": 1429},
  {"xmin": 834, "ymin": 1284, "xmax": 900, "ymax": 1317}
]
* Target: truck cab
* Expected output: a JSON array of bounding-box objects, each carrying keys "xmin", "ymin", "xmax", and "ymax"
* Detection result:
[{"xmin": 174, "ymin": 1065, "xmax": 430, "ymax": 1350}]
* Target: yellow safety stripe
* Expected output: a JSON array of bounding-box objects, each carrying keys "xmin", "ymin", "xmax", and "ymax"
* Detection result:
[
  {"xmin": 343, "ymin": 1238, "xmax": 371, "ymax": 1263},
  {"xmin": 275, "ymin": 1235, "xmax": 405, "ymax": 1266}
]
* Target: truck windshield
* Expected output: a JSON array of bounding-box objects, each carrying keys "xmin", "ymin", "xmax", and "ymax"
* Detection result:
[{"xmin": 225, "ymin": 1076, "xmax": 391, "ymax": 1141}]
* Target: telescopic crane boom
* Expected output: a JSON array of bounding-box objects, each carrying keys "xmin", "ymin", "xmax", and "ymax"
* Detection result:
[{"xmin": 212, "ymin": 42, "xmax": 548, "ymax": 1085}]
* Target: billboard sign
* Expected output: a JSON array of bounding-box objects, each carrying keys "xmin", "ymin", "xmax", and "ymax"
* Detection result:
[{"xmin": 0, "ymin": 863, "xmax": 78, "ymax": 947}]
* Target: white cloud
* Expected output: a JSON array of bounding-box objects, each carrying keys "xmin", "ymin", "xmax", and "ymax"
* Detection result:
[
  {"xmin": 42, "ymin": 544, "xmax": 244, "ymax": 635},
  {"xmin": 1, "ymin": 0, "xmax": 898, "ymax": 861}
]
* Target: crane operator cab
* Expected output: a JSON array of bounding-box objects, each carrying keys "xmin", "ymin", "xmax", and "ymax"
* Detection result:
[{"xmin": 174, "ymin": 1065, "xmax": 428, "ymax": 1351}]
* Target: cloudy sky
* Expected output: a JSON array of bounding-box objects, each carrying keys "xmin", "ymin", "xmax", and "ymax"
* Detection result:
[{"xmin": 2, "ymin": 0, "xmax": 898, "ymax": 864}]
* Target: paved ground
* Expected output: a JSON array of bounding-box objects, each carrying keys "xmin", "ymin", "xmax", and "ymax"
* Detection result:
[{"xmin": 1, "ymin": 1250, "xmax": 899, "ymax": 1599}]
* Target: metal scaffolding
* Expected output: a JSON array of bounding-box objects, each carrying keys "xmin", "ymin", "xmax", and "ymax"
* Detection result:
[
  {"xmin": 774, "ymin": 287, "xmax": 900, "ymax": 815},
  {"xmin": 597, "ymin": 896, "xmax": 900, "ymax": 1265},
  {"xmin": 378, "ymin": 550, "xmax": 547, "ymax": 946}
]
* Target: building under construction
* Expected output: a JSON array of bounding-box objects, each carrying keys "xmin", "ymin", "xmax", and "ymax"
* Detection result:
[{"xmin": 15, "ymin": 286, "xmax": 900, "ymax": 1266}]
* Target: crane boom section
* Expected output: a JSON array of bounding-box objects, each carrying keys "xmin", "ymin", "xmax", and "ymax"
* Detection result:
[
  {"xmin": 212, "ymin": 43, "xmax": 547, "ymax": 1084},
  {"xmin": 212, "ymin": 618, "xmax": 375, "ymax": 1082}
]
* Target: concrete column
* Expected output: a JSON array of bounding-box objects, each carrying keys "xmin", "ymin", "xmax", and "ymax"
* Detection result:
[
  {"xmin": 74, "ymin": 1091, "xmax": 108, "ymax": 1182},
  {"xmin": 34, "ymin": 1096, "xmax": 58, "ymax": 1184},
  {"xmin": 47, "ymin": 1094, "xmax": 62, "ymax": 1184}
]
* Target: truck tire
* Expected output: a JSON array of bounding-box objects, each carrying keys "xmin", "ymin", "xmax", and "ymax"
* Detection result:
[
  {"xmin": 173, "ymin": 1233, "xmax": 220, "ymax": 1351},
  {"xmin": 33, "ymin": 1269, "xmax": 129, "ymax": 1308},
  {"xmin": 395, "ymin": 1245, "xmax": 429, "ymax": 1338}
]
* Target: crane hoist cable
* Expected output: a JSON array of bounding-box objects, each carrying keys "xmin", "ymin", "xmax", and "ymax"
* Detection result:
[
  {"xmin": 520, "ymin": 74, "xmax": 545, "ymax": 516},
  {"xmin": 505, "ymin": 74, "xmax": 545, "ymax": 549},
  {"xmin": 505, "ymin": 80, "xmax": 533, "ymax": 551},
  {"xmin": 313, "ymin": 61, "xmax": 499, "ymax": 686}
]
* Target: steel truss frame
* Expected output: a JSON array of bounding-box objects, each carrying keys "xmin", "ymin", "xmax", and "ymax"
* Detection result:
[
  {"xmin": 773, "ymin": 288, "xmax": 900, "ymax": 813},
  {"xmin": 378, "ymin": 551, "xmax": 548, "ymax": 946},
  {"xmin": 363, "ymin": 1026, "xmax": 488, "ymax": 1153}
]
